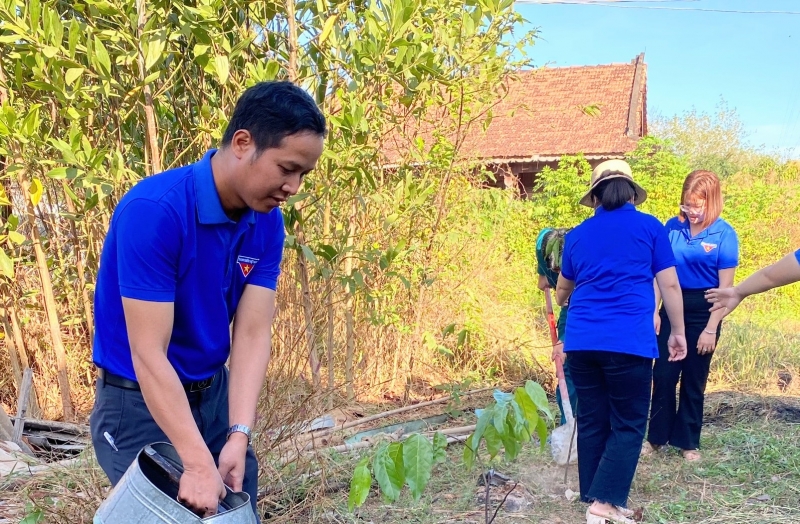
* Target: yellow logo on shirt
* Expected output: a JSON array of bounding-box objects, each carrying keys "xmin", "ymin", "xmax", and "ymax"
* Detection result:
[{"xmin": 701, "ymin": 242, "xmax": 717, "ymax": 253}]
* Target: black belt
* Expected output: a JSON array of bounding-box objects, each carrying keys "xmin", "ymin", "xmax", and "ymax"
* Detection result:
[{"xmin": 99, "ymin": 369, "xmax": 215, "ymax": 393}]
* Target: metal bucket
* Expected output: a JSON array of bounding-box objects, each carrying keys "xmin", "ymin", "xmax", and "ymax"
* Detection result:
[{"xmin": 94, "ymin": 442, "xmax": 257, "ymax": 524}]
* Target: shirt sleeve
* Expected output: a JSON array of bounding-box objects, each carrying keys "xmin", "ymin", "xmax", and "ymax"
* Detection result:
[
  {"xmin": 717, "ymin": 226, "xmax": 739, "ymax": 269},
  {"xmin": 246, "ymin": 211, "xmax": 286, "ymax": 291},
  {"xmin": 651, "ymin": 224, "xmax": 676, "ymax": 275},
  {"xmin": 560, "ymin": 232, "xmax": 575, "ymax": 281},
  {"xmin": 795, "ymin": 249, "xmax": 800, "ymax": 265},
  {"xmin": 116, "ymin": 199, "xmax": 182, "ymax": 302}
]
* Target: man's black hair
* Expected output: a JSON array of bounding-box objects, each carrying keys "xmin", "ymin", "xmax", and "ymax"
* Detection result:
[
  {"xmin": 591, "ymin": 178, "xmax": 636, "ymax": 211},
  {"xmin": 221, "ymin": 81, "xmax": 327, "ymax": 152}
]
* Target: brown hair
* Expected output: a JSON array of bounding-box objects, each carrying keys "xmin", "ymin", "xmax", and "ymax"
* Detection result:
[{"xmin": 678, "ymin": 170, "xmax": 722, "ymax": 229}]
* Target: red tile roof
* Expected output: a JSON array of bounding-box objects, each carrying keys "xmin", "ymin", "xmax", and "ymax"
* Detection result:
[{"xmin": 382, "ymin": 56, "xmax": 647, "ymax": 165}]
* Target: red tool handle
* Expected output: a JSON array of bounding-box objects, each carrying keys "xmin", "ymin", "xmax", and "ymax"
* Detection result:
[{"xmin": 545, "ymin": 288, "xmax": 572, "ymax": 420}]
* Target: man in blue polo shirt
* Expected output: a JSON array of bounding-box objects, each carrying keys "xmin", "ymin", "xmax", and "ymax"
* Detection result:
[{"xmin": 89, "ymin": 81, "xmax": 326, "ymax": 520}]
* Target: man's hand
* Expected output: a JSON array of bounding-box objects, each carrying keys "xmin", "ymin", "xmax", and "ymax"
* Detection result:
[
  {"xmin": 178, "ymin": 454, "xmax": 226, "ymax": 517},
  {"xmin": 697, "ymin": 330, "xmax": 717, "ymax": 355},
  {"xmin": 667, "ymin": 333, "xmax": 687, "ymax": 361},
  {"xmin": 704, "ymin": 286, "xmax": 741, "ymax": 318},
  {"xmin": 653, "ymin": 311, "xmax": 661, "ymax": 335},
  {"xmin": 218, "ymin": 432, "xmax": 248, "ymax": 492}
]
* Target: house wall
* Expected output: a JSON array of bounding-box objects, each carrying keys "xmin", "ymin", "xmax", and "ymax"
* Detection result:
[{"xmin": 486, "ymin": 158, "xmax": 611, "ymax": 198}]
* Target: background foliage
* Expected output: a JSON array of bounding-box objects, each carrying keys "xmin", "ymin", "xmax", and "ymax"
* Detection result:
[{"xmin": 0, "ymin": 0, "xmax": 798, "ymax": 429}]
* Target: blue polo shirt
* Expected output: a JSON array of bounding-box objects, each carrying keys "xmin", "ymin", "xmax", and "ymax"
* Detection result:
[
  {"xmin": 665, "ymin": 216, "xmax": 738, "ymax": 289},
  {"xmin": 92, "ymin": 150, "xmax": 286, "ymax": 382},
  {"xmin": 561, "ymin": 204, "xmax": 675, "ymax": 358},
  {"xmin": 796, "ymin": 249, "xmax": 800, "ymax": 265}
]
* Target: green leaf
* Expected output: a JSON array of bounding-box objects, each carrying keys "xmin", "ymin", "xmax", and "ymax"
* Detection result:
[
  {"xmin": 432, "ymin": 432, "xmax": 448, "ymax": 464},
  {"xmin": 387, "ymin": 442, "xmax": 405, "ymax": 484},
  {"xmin": 319, "ymin": 14, "xmax": 338, "ymax": 45},
  {"xmin": 402, "ymin": 434, "xmax": 433, "ymax": 501},
  {"xmin": 29, "ymin": 179, "xmax": 43, "ymax": 206},
  {"xmin": 42, "ymin": 46, "xmax": 59, "ymax": 59},
  {"xmin": 471, "ymin": 405, "xmax": 494, "ymax": 455},
  {"xmin": 19, "ymin": 507, "xmax": 43, "ymax": 524},
  {"xmin": 463, "ymin": 434, "xmax": 475, "ymax": 470},
  {"xmin": 525, "ymin": 380, "xmax": 553, "ymax": 421},
  {"xmin": 300, "ymin": 244, "xmax": 317, "ymax": 264},
  {"xmin": 193, "ymin": 44, "xmax": 210, "ymax": 57},
  {"xmin": 29, "ymin": 0, "xmax": 41, "ymax": 30},
  {"xmin": 514, "ymin": 387, "xmax": 540, "ymax": 437},
  {"xmin": 0, "ymin": 249, "xmax": 13, "ymax": 278},
  {"xmin": 214, "ymin": 55, "xmax": 230, "ymax": 84},
  {"xmin": 535, "ymin": 418, "xmax": 549, "ymax": 451},
  {"xmin": 65, "ymin": 68, "xmax": 84, "ymax": 86},
  {"xmin": 348, "ymin": 457, "xmax": 371, "ymax": 511},
  {"xmin": 144, "ymin": 33, "xmax": 166, "ymax": 70},
  {"xmin": 493, "ymin": 403, "xmax": 508, "ymax": 436},
  {"xmin": 500, "ymin": 431, "xmax": 521, "ymax": 461},
  {"xmin": 373, "ymin": 444, "xmax": 403, "ymax": 502},
  {"xmin": 8, "ymin": 231, "xmax": 25, "ymax": 245},
  {"xmin": 94, "ymin": 36, "xmax": 111, "ymax": 75},
  {"xmin": 25, "ymin": 81, "xmax": 56, "ymax": 92},
  {"xmin": 46, "ymin": 167, "xmax": 68, "ymax": 180},
  {"xmin": 68, "ymin": 19, "xmax": 80, "ymax": 57},
  {"xmin": 143, "ymin": 71, "xmax": 161, "ymax": 84},
  {"xmin": 482, "ymin": 425, "xmax": 502, "ymax": 459}
]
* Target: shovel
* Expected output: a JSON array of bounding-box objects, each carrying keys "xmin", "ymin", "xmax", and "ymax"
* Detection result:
[{"xmin": 545, "ymin": 288, "xmax": 577, "ymax": 466}]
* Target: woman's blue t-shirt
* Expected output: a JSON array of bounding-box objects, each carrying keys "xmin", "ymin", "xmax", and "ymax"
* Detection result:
[
  {"xmin": 561, "ymin": 203, "xmax": 675, "ymax": 358},
  {"xmin": 665, "ymin": 216, "xmax": 738, "ymax": 289}
]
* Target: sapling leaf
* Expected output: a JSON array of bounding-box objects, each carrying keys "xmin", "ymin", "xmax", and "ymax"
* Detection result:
[
  {"xmin": 348, "ymin": 457, "xmax": 371, "ymax": 511},
  {"xmin": 403, "ymin": 434, "xmax": 433, "ymax": 501}
]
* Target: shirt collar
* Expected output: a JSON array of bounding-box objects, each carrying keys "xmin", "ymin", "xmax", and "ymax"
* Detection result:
[
  {"xmin": 680, "ymin": 216, "xmax": 722, "ymax": 240},
  {"xmin": 594, "ymin": 202, "xmax": 635, "ymax": 216},
  {"xmin": 194, "ymin": 149, "xmax": 256, "ymax": 225}
]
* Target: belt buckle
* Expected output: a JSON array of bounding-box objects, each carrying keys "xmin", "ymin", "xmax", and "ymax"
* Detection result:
[{"xmin": 189, "ymin": 377, "xmax": 213, "ymax": 393}]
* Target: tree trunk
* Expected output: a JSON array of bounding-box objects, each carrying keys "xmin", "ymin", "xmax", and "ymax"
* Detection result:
[
  {"xmin": 62, "ymin": 181, "xmax": 94, "ymax": 344},
  {"xmin": 16, "ymin": 170, "xmax": 74, "ymax": 420},
  {"xmin": 286, "ymin": 0, "xmax": 298, "ymax": 82},
  {"xmin": 344, "ymin": 199, "xmax": 357, "ymax": 400},
  {"xmin": 135, "ymin": 0, "xmax": 162, "ymax": 175},
  {"xmin": 295, "ymin": 221, "xmax": 320, "ymax": 388}
]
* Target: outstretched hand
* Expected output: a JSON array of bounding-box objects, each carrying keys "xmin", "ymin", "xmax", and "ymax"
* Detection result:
[{"xmin": 704, "ymin": 287, "xmax": 740, "ymax": 318}]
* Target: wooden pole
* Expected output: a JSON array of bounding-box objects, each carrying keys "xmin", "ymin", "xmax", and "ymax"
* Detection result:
[{"xmin": 12, "ymin": 368, "xmax": 33, "ymax": 444}]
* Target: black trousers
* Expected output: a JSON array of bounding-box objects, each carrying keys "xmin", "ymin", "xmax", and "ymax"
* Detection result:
[
  {"xmin": 89, "ymin": 367, "xmax": 260, "ymax": 521},
  {"xmin": 647, "ymin": 289, "xmax": 721, "ymax": 450},
  {"xmin": 568, "ymin": 351, "xmax": 653, "ymax": 507}
]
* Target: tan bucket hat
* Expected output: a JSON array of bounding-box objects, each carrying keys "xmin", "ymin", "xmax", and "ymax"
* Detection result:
[{"xmin": 579, "ymin": 159, "xmax": 647, "ymax": 208}]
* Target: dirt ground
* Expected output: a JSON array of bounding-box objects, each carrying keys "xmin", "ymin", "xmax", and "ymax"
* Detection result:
[{"xmin": 3, "ymin": 390, "xmax": 800, "ymax": 523}]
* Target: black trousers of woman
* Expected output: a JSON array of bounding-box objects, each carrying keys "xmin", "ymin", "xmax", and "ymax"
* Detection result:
[
  {"xmin": 568, "ymin": 350, "xmax": 653, "ymax": 507},
  {"xmin": 647, "ymin": 289, "xmax": 722, "ymax": 450}
]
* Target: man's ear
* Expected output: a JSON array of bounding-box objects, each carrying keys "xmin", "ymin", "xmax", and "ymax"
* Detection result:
[{"xmin": 229, "ymin": 129, "xmax": 254, "ymax": 159}]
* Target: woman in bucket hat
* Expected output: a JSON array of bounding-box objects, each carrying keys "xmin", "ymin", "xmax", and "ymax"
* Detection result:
[{"xmin": 555, "ymin": 160, "xmax": 688, "ymax": 524}]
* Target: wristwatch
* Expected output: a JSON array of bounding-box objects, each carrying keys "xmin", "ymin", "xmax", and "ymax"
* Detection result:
[{"xmin": 227, "ymin": 424, "xmax": 252, "ymax": 444}]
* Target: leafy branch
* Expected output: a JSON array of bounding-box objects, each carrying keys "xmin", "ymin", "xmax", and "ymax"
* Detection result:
[{"xmin": 348, "ymin": 380, "xmax": 551, "ymax": 510}]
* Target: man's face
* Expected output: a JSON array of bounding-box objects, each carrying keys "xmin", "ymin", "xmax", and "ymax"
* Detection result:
[{"xmin": 236, "ymin": 132, "xmax": 324, "ymax": 213}]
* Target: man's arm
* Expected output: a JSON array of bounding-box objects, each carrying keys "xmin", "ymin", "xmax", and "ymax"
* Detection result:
[
  {"xmin": 218, "ymin": 285, "xmax": 276, "ymax": 491},
  {"xmin": 706, "ymin": 252, "xmax": 800, "ymax": 317},
  {"xmin": 123, "ymin": 298, "xmax": 225, "ymax": 516}
]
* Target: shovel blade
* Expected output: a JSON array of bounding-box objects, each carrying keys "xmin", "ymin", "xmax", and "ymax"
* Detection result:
[{"xmin": 550, "ymin": 421, "xmax": 578, "ymax": 466}]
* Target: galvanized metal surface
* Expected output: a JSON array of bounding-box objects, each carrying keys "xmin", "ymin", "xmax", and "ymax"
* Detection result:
[{"xmin": 94, "ymin": 442, "xmax": 256, "ymax": 524}]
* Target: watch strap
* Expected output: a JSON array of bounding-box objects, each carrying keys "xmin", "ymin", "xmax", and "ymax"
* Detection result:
[{"xmin": 227, "ymin": 424, "xmax": 252, "ymax": 444}]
